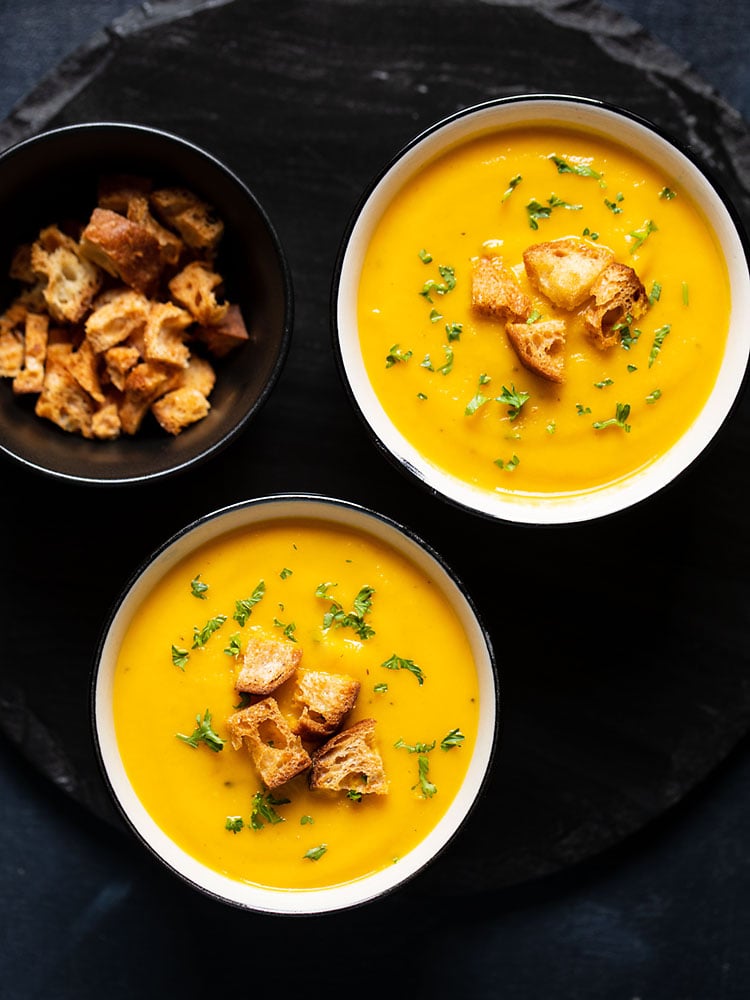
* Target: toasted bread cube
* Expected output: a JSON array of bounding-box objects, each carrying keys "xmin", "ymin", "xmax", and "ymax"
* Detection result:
[
  {"xmin": 64, "ymin": 338, "xmax": 104, "ymax": 403},
  {"xmin": 194, "ymin": 303, "xmax": 249, "ymax": 358},
  {"xmin": 0, "ymin": 329, "xmax": 24, "ymax": 378},
  {"xmin": 12, "ymin": 312, "xmax": 49, "ymax": 395},
  {"xmin": 150, "ymin": 186, "xmax": 224, "ymax": 253},
  {"xmin": 151, "ymin": 386, "xmax": 210, "ymax": 435},
  {"xmin": 119, "ymin": 360, "xmax": 181, "ymax": 434},
  {"xmin": 293, "ymin": 670, "xmax": 360, "ymax": 739},
  {"xmin": 30, "ymin": 230, "xmax": 102, "ymax": 324},
  {"xmin": 471, "ymin": 256, "xmax": 532, "ymax": 322},
  {"xmin": 227, "ymin": 698, "xmax": 311, "ymax": 789},
  {"xmin": 35, "ymin": 355, "xmax": 95, "ymax": 437},
  {"xmin": 176, "ymin": 354, "xmax": 216, "ymax": 398},
  {"xmin": 126, "ymin": 194, "xmax": 183, "ymax": 268},
  {"xmin": 505, "ymin": 319, "xmax": 567, "ymax": 384},
  {"xmin": 80, "ymin": 207, "xmax": 163, "ymax": 296},
  {"xmin": 91, "ymin": 400, "xmax": 122, "ymax": 440},
  {"xmin": 236, "ymin": 635, "xmax": 302, "ymax": 696},
  {"xmin": 582, "ymin": 262, "xmax": 648, "ymax": 349},
  {"xmin": 85, "ymin": 288, "xmax": 150, "ymax": 354},
  {"xmin": 143, "ymin": 301, "xmax": 192, "ymax": 368},
  {"xmin": 309, "ymin": 718, "xmax": 388, "ymax": 795},
  {"xmin": 103, "ymin": 344, "xmax": 141, "ymax": 391},
  {"xmin": 97, "ymin": 174, "xmax": 152, "ymax": 214},
  {"xmin": 523, "ymin": 237, "xmax": 614, "ymax": 310},
  {"xmin": 169, "ymin": 260, "xmax": 229, "ymax": 326}
]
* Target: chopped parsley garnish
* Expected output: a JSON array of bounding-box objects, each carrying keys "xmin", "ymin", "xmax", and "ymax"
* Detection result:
[
  {"xmin": 682, "ymin": 281, "xmax": 689, "ymax": 306},
  {"xmin": 648, "ymin": 281, "xmax": 662, "ymax": 305},
  {"xmin": 223, "ymin": 632, "xmax": 242, "ymax": 657},
  {"xmin": 593, "ymin": 402, "xmax": 631, "ymax": 433},
  {"xmin": 273, "ymin": 617, "xmax": 297, "ymax": 642},
  {"xmin": 465, "ymin": 373, "xmax": 492, "ymax": 415},
  {"xmin": 346, "ymin": 790, "xmax": 363, "ymax": 802},
  {"xmin": 497, "ymin": 383, "xmax": 529, "ymax": 420},
  {"xmin": 303, "ymin": 844, "xmax": 327, "ymax": 861},
  {"xmin": 190, "ymin": 574, "xmax": 208, "ymax": 600},
  {"xmin": 659, "ymin": 186, "xmax": 677, "ymax": 200},
  {"xmin": 419, "ymin": 264, "xmax": 456, "ymax": 302},
  {"xmin": 171, "ymin": 644, "xmax": 189, "ymax": 670},
  {"xmin": 627, "ymin": 364, "xmax": 638, "ymax": 373},
  {"xmin": 415, "ymin": 756, "xmax": 437, "ymax": 798},
  {"xmin": 429, "ymin": 308, "xmax": 442, "ymax": 323},
  {"xmin": 385, "ymin": 343, "xmax": 413, "ymax": 368},
  {"xmin": 225, "ymin": 816, "xmax": 244, "ymax": 834},
  {"xmin": 549, "ymin": 154, "xmax": 603, "ymax": 181},
  {"xmin": 546, "ymin": 420, "xmax": 556, "ymax": 435},
  {"xmin": 628, "ymin": 219, "xmax": 658, "ymax": 253},
  {"xmin": 394, "ymin": 738, "xmax": 436, "ymax": 754},
  {"xmin": 250, "ymin": 790, "xmax": 289, "ymax": 830},
  {"xmin": 300, "ymin": 815, "xmax": 314, "ymax": 825},
  {"xmin": 547, "ymin": 193, "xmax": 583, "ymax": 211},
  {"xmin": 417, "ymin": 392, "xmax": 428, "ymax": 400},
  {"xmin": 445, "ymin": 322, "xmax": 463, "ymax": 341},
  {"xmin": 526, "ymin": 308, "xmax": 542, "ymax": 324},
  {"xmin": 418, "ymin": 248, "xmax": 433, "ymax": 263},
  {"xmin": 233, "ymin": 581, "xmax": 265, "ymax": 626},
  {"xmin": 583, "ymin": 227, "xmax": 600, "ymax": 240},
  {"xmin": 374, "ymin": 682, "xmax": 389, "ymax": 693},
  {"xmin": 382, "ymin": 653, "xmax": 424, "ymax": 685},
  {"xmin": 594, "ymin": 378, "xmax": 614, "ymax": 389},
  {"xmin": 576, "ymin": 403, "xmax": 592, "ymax": 415},
  {"xmin": 176, "ymin": 709, "xmax": 225, "ymax": 752},
  {"xmin": 648, "ymin": 324, "xmax": 671, "ymax": 367},
  {"xmin": 318, "ymin": 583, "xmax": 376, "ymax": 640},
  {"xmin": 280, "ymin": 567, "xmax": 293, "ymax": 580},
  {"xmin": 421, "ymin": 344, "xmax": 454, "ymax": 375},
  {"xmin": 495, "ymin": 454, "xmax": 520, "ymax": 471},
  {"xmin": 192, "ymin": 614, "xmax": 227, "ymax": 649},
  {"xmin": 501, "ymin": 174, "xmax": 522, "ymax": 201},
  {"xmin": 604, "ymin": 198, "xmax": 622, "ymax": 214},
  {"xmin": 646, "ymin": 388, "xmax": 662, "ymax": 404},
  {"xmin": 440, "ymin": 728, "xmax": 465, "ymax": 751},
  {"xmin": 526, "ymin": 198, "xmax": 552, "ymax": 229}
]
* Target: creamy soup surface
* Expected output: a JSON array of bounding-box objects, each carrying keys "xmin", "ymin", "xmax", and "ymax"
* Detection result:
[
  {"xmin": 113, "ymin": 518, "xmax": 481, "ymax": 891},
  {"xmin": 357, "ymin": 124, "xmax": 730, "ymax": 496}
]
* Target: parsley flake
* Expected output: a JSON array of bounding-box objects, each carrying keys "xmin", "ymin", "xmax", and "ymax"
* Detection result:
[
  {"xmin": 646, "ymin": 388, "xmax": 662, "ymax": 404},
  {"xmin": 593, "ymin": 402, "xmax": 631, "ymax": 433},
  {"xmin": 497, "ymin": 384, "xmax": 529, "ymax": 421},
  {"xmin": 176, "ymin": 709, "xmax": 225, "ymax": 752},
  {"xmin": 190, "ymin": 574, "xmax": 208, "ymax": 600},
  {"xmin": 495, "ymin": 454, "xmax": 520, "ymax": 471},
  {"xmin": 171, "ymin": 644, "xmax": 189, "ymax": 670},
  {"xmin": 385, "ymin": 343, "xmax": 413, "ymax": 368},
  {"xmin": 549, "ymin": 154, "xmax": 603, "ymax": 181},
  {"xmin": 382, "ymin": 653, "xmax": 425, "ymax": 685},
  {"xmin": 233, "ymin": 581, "xmax": 265, "ymax": 626},
  {"xmin": 648, "ymin": 324, "xmax": 671, "ymax": 367},
  {"xmin": 440, "ymin": 728, "xmax": 465, "ymax": 751},
  {"xmin": 225, "ymin": 816, "xmax": 244, "ymax": 834},
  {"xmin": 192, "ymin": 614, "xmax": 227, "ymax": 649},
  {"xmin": 501, "ymin": 174, "xmax": 522, "ymax": 201},
  {"xmin": 628, "ymin": 219, "xmax": 658, "ymax": 253},
  {"xmin": 303, "ymin": 844, "xmax": 328, "ymax": 861}
]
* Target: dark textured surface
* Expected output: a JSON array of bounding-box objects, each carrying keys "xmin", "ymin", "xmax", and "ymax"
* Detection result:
[
  {"xmin": 1, "ymin": 0, "xmax": 750, "ymax": 896},
  {"xmin": 2, "ymin": 3, "xmax": 750, "ymax": 995}
]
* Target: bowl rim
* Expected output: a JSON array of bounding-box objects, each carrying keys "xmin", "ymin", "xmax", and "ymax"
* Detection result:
[
  {"xmin": 0, "ymin": 120, "xmax": 295, "ymax": 486},
  {"xmin": 330, "ymin": 92, "xmax": 750, "ymax": 526},
  {"xmin": 90, "ymin": 492, "xmax": 501, "ymax": 915}
]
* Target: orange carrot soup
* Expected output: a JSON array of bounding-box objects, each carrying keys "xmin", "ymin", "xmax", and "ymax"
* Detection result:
[
  {"xmin": 357, "ymin": 123, "xmax": 731, "ymax": 496},
  {"xmin": 112, "ymin": 518, "xmax": 482, "ymax": 891}
]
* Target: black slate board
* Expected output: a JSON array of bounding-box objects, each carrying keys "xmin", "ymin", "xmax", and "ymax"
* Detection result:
[{"xmin": 1, "ymin": 0, "xmax": 749, "ymax": 894}]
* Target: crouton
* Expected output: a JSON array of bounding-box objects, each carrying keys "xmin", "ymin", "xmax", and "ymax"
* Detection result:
[
  {"xmin": 194, "ymin": 303, "xmax": 249, "ymax": 358},
  {"xmin": 30, "ymin": 228, "xmax": 102, "ymax": 324},
  {"xmin": 143, "ymin": 301, "xmax": 192, "ymax": 368},
  {"xmin": 84, "ymin": 288, "xmax": 150, "ymax": 354},
  {"xmin": 91, "ymin": 400, "xmax": 122, "ymax": 440},
  {"xmin": 126, "ymin": 194, "xmax": 183, "ymax": 268},
  {"xmin": 471, "ymin": 256, "xmax": 532, "ymax": 322},
  {"xmin": 523, "ymin": 237, "xmax": 614, "ymax": 310},
  {"xmin": 35, "ymin": 354, "xmax": 95, "ymax": 437},
  {"xmin": 227, "ymin": 698, "xmax": 311, "ymax": 789},
  {"xmin": 176, "ymin": 354, "xmax": 216, "ymax": 398},
  {"xmin": 293, "ymin": 670, "xmax": 361, "ymax": 739},
  {"xmin": 97, "ymin": 174, "xmax": 152, "ymax": 214},
  {"xmin": 0, "ymin": 329, "xmax": 23, "ymax": 378},
  {"xmin": 169, "ymin": 260, "xmax": 229, "ymax": 326},
  {"xmin": 582, "ymin": 262, "xmax": 648, "ymax": 349},
  {"xmin": 151, "ymin": 386, "xmax": 210, "ymax": 435},
  {"xmin": 103, "ymin": 344, "xmax": 141, "ymax": 391},
  {"xmin": 12, "ymin": 312, "xmax": 49, "ymax": 395},
  {"xmin": 235, "ymin": 635, "xmax": 302, "ymax": 696},
  {"xmin": 309, "ymin": 718, "xmax": 388, "ymax": 795},
  {"xmin": 150, "ymin": 186, "xmax": 224, "ymax": 253},
  {"xmin": 118, "ymin": 360, "xmax": 180, "ymax": 434},
  {"xmin": 505, "ymin": 318, "xmax": 567, "ymax": 384},
  {"xmin": 64, "ymin": 338, "xmax": 104, "ymax": 403},
  {"xmin": 80, "ymin": 207, "xmax": 163, "ymax": 296}
]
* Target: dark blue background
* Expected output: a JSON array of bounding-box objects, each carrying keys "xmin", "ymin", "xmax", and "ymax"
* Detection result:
[{"xmin": 1, "ymin": 2, "xmax": 749, "ymax": 997}]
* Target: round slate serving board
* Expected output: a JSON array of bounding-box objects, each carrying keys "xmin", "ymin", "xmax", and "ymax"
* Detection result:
[{"xmin": 1, "ymin": 0, "xmax": 749, "ymax": 894}]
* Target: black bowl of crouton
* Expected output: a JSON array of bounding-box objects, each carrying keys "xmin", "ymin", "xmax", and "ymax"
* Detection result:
[{"xmin": 0, "ymin": 122, "xmax": 292, "ymax": 483}]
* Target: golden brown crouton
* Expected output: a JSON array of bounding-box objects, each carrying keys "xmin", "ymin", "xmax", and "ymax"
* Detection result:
[
  {"xmin": 471, "ymin": 256, "xmax": 532, "ymax": 322},
  {"xmin": 143, "ymin": 301, "xmax": 192, "ymax": 368},
  {"xmin": 176, "ymin": 354, "xmax": 216, "ymax": 398},
  {"xmin": 309, "ymin": 718, "xmax": 389, "ymax": 796},
  {"xmin": 0, "ymin": 329, "xmax": 24, "ymax": 378},
  {"xmin": 505, "ymin": 318, "xmax": 567, "ymax": 384},
  {"xmin": 227, "ymin": 698, "xmax": 312, "ymax": 789},
  {"xmin": 80, "ymin": 207, "xmax": 163, "ymax": 296},
  {"xmin": 150, "ymin": 187, "xmax": 224, "ymax": 253},
  {"xmin": 85, "ymin": 288, "xmax": 151, "ymax": 354},
  {"xmin": 194, "ymin": 303, "xmax": 249, "ymax": 358},
  {"xmin": 151, "ymin": 387, "xmax": 210, "ymax": 435},
  {"xmin": 30, "ymin": 229, "xmax": 102, "ymax": 324},
  {"xmin": 126, "ymin": 194, "xmax": 183, "ymax": 268},
  {"xmin": 235, "ymin": 635, "xmax": 302, "ymax": 696},
  {"xmin": 97, "ymin": 174, "xmax": 152, "ymax": 214},
  {"xmin": 91, "ymin": 400, "xmax": 122, "ymax": 440},
  {"xmin": 64, "ymin": 338, "xmax": 104, "ymax": 403},
  {"xmin": 523, "ymin": 238, "xmax": 614, "ymax": 310},
  {"xmin": 293, "ymin": 670, "xmax": 361, "ymax": 740},
  {"xmin": 35, "ymin": 355, "xmax": 95, "ymax": 437},
  {"xmin": 169, "ymin": 260, "xmax": 229, "ymax": 326},
  {"xmin": 118, "ymin": 361, "xmax": 180, "ymax": 435},
  {"xmin": 103, "ymin": 344, "xmax": 141, "ymax": 391},
  {"xmin": 12, "ymin": 312, "xmax": 49, "ymax": 395},
  {"xmin": 582, "ymin": 262, "xmax": 648, "ymax": 349}
]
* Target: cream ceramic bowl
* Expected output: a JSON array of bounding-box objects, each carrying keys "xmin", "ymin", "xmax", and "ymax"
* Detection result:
[
  {"xmin": 92, "ymin": 494, "xmax": 498, "ymax": 915},
  {"xmin": 332, "ymin": 95, "xmax": 750, "ymax": 525}
]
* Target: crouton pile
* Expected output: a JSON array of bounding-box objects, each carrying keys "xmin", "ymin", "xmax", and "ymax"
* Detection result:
[
  {"xmin": 472, "ymin": 236, "xmax": 648, "ymax": 383},
  {"xmin": 0, "ymin": 175, "xmax": 249, "ymax": 439},
  {"xmin": 227, "ymin": 634, "xmax": 389, "ymax": 795}
]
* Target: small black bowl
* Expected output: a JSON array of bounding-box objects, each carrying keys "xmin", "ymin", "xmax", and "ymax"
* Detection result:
[{"xmin": 0, "ymin": 121, "xmax": 293, "ymax": 484}]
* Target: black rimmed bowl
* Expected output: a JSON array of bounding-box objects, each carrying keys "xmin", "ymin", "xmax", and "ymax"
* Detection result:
[
  {"xmin": 0, "ymin": 122, "xmax": 292, "ymax": 485},
  {"xmin": 91, "ymin": 494, "xmax": 498, "ymax": 915},
  {"xmin": 332, "ymin": 94, "xmax": 750, "ymax": 525}
]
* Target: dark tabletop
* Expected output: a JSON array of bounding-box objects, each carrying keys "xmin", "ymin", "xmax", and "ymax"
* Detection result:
[{"xmin": 1, "ymin": 1, "xmax": 750, "ymax": 997}]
